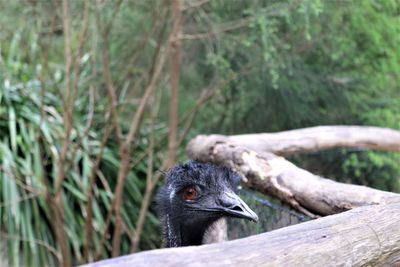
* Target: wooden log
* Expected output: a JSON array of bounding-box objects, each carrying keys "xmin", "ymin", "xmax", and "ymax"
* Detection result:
[
  {"xmin": 79, "ymin": 201, "xmax": 400, "ymax": 267},
  {"xmin": 186, "ymin": 135, "xmax": 400, "ymax": 217},
  {"xmin": 222, "ymin": 126, "xmax": 400, "ymax": 156}
]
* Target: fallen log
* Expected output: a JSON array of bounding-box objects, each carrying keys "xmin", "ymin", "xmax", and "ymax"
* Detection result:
[
  {"xmin": 79, "ymin": 201, "xmax": 400, "ymax": 267},
  {"xmin": 222, "ymin": 126, "xmax": 400, "ymax": 156},
  {"xmin": 186, "ymin": 135, "xmax": 400, "ymax": 217}
]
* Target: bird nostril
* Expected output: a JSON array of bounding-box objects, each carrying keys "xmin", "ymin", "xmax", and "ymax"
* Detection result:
[{"xmin": 231, "ymin": 205, "xmax": 243, "ymax": 212}]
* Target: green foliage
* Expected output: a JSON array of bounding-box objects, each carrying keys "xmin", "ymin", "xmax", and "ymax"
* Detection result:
[
  {"xmin": 0, "ymin": 5, "xmax": 162, "ymax": 265},
  {"xmin": 0, "ymin": 77, "xmax": 161, "ymax": 266},
  {"xmin": 191, "ymin": 0, "xmax": 400, "ymax": 191},
  {"xmin": 0, "ymin": 0, "xmax": 399, "ymax": 266},
  {"xmin": 342, "ymin": 151, "xmax": 400, "ymax": 192}
]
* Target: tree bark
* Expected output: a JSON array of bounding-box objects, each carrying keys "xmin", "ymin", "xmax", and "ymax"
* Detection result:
[
  {"xmin": 79, "ymin": 201, "xmax": 400, "ymax": 267},
  {"xmin": 222, "ymin": 126, "xmax": 400, "ymax": 156},
  {"xmin": 166, "ymin": 0, "xmax": 181, "ymax": 168},
  {"xmin": 186, "ymin": 134, "xmax": 400, "ymax": 217}
]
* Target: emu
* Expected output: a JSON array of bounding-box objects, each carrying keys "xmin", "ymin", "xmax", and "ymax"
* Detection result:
[{"xmin": 157, "ymin": 160, "xmax": 258, "ymax": 247}]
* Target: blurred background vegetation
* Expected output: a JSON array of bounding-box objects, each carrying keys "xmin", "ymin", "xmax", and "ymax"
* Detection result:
[{"xmin": 0, "ymin": 0, "xmax": 399, "ymax": 266}]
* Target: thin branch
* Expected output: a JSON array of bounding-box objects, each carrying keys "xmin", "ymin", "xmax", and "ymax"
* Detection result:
[
  {"xmin": 177, "ymin": 63, "xmax": 254, "ymax": 146},
  {"xmin": 96, "ymin": 1, "xmax": 169, "ymax": 257},
  {"xmin": 125, "ymin": 6, "xmax": 170, "ymax": 99},
  {"xmin": 96, "ymin": 168, "xmax": 112, "ymax": 194},
  {"xmin": 70, "ymin": 0, "xmax": 90, "ymax": 109},
  {"xmin": 83, "ymin": 122, "xmax": 114, "ymax": 262},
  {"xmin": 130, "ymin": 91, "xmax": 162, "ymax": 252},
  {"xmin": 52, "ymin": 0, "xmax": 75, "ymax": 265},
  {"xmin": 116, "ymin": 1, "xmax": 165, "ymax": 89},
  {"xmin": 96, "ymin": 0, "xmax": 124, "ymax": 143},
  {"xmin": 103, "ymin": 0, "xmax": 124, "ymax": 37},
  {"xmin": 99, "ymin": 34, "xmax": 123, "ymax": 143},
  {"xmin": 0, "ymin": 166, "xmax": 45, "ymax": 194},
  {"xmin": 68, "ymin": 2, "xmax": 95, "ymax": 163},
  {"xmin": 111, "ymin": 43, "xmax": 169, "ymax": 257},
  {"xmin": 0, "ymin": 192, "xmax": 43, "ymax": 208},
  {"xmin": 182, "ymin": 0, "xmax": 210, "ymax": 11},
  {"xmin": 125, "ymin": 47, "xmax": 169, "ymax": 146},
  {"xmin": 39, "ymin": 12, "xmax": 57, "ymax": 127},
  {"xmin": 0, "ymin": 231, "xmax": 61, "ymax": 262},
  {"xmin": 180, "ymin": 17, "xmax": 252, "ymax": 40},
  {"xmin": 127, "ymin": 65, "xmax": 254, "ymax": 172},
  {"xmin": 110, "ymin": 11, "xmax": 171, "ymax": 256},
  {"xmin": 69, "ymin": 65, "xmax": 96, "ymax": 162}
]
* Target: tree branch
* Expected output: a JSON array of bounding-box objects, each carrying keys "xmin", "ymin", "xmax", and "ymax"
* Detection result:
[
  {"xmin": 222, "ymin": 126, "xmax": 400, "ymax": 156},
  {"xmin": 79, "ymin": 201, "xmax": 400, "ymax": 267},
  {"xmin": 166, "ymin": 0, "xmax": 182, "ymax": 168},
  {"xmin": 186, "ymin": 134, "xmax": 400, "ymax": 217}
]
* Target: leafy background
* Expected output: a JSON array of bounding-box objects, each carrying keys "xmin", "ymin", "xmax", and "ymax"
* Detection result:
[{"xmin": 0, "ymin": 0, "xmax": 399, "ymax": 266}]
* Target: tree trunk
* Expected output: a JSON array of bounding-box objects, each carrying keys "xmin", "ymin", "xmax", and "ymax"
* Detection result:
[
  {"xmin": 166, "ymin": 0, "xmax": 181, "ymax": 168},
  {"xmin": 220, "ymin": 126, "xmax": 400, "ymax": 156},
  {"xmin": 79, "ymin": 201, "xmax": 400, "ymax": 267}
]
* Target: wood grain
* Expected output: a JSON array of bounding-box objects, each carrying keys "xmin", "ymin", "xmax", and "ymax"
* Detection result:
[
  {"xmin": 186, "ymin": 134, "xmax": 400, "ymax": 216},
  {"xmin": 79, "ymin": 202, "xmax": 400, "ymax": 267}
]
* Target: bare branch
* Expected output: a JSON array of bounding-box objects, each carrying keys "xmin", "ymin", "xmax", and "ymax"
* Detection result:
[
  {"xmin": 187, "ymin": 134, "xmax": 400, "ymax": 216},
  {"xmin": 180, "ymin": 18, "xmax": 251, "ymax": 40},
  {"xmin": 96, "ymin": 0, "xmax": 124, "ymax": 143},
  {"xmin": 182, "ymin": 0, "xmax": 210, "ymax": 11},
  {"xmin": 103, "ymin": 0, "xmax": 124, "ymax": 37},
  {"xmin": 111, "ymin": 43, "xmax": 169, "ymax": 257},
  {"xmin": 84, "ymin": 122, "xmax": 114, "ymax": 262},
  {"xmin": 225, "ymin": 126, "xmax": 400, "ymax": 156},
  {"xmin": 130, "ymin": 92, "xmax": 162, "ymax": 252},
  {"xmin": 52, "ymin": 0, "xmax": 75, "ymax": 265},
  {"xmin": 1, "ymin": 231, "xmax": 61, "ymax": 262},
  {"xmin": 177, "ymin": 64, "xmax": 254, "ymax": 146},
  {"xmin": 166, "ymin": 0, "xmax": 182, "ymax": 168},
  {"xmin": 116, "ymin": 2, "xmax": 166, "ymax": 89},
  {"xmin": 0, "ymin": 192, "xmax": 43, "ymax": 208}
]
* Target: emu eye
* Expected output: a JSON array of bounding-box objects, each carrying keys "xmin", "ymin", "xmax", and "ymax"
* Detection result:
[{"xmin": 182, "ymin": 186, "xmax": 198, "ymax": 201}]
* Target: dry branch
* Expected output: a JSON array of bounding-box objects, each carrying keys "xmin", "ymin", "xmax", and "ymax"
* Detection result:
[
  {"xmin": 166, "ymin": 0, "xmax": 182, "ymax": 168},
  {"xmin": 186, "ymin": 134, "xmax": 400, "ymax": 217},
  {"xmin": 79, "ymin": 201, "xmax": 400, "ymax": 267},
  {"xmin": 225, "ymin": 126, "xmax": 400, "ymax": 156}
]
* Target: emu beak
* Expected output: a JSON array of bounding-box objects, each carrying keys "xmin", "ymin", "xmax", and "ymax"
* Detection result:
[{"xmin": 217, "ymin": 191, "xmax": 259, "ymax": 222}]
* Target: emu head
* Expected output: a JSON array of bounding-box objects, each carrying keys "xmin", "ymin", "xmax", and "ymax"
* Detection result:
[{"xmin": 157, "ymin": 160, "xmax": 258, "ymax": 247}]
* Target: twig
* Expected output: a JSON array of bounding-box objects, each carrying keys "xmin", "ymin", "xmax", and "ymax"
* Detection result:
[
  {"xmin": 83, "ymin": 122, "xmax": 114, "ymax": 262},
  {"xmin": 103, "ymin": 0, "xmax": 124, "ymax": 38},
  {"xmin": 0, "ymin": 192, "xmax": 43, "ymax": 208},
  {"xmin": 68, "ymin": 2, "xmax": 94, "ymax": 163},
  {"xmin": 52, "ymin": 0, "xmax": 75, "ymax": 265},
  {"xmin": 130, "ymin": 90, "xmax": 162, "ymax": 252},
  {"xmin": 110, "ymin": 7, "xmax": 170, "ymax": 255},
  {"xmin": 94, "ymin": 0, "xmax": 169, "ymax": 256},
  {"xmin": 0, "ymin": 231, "xmax": 61, "ymax": 262},
  {"xmin": 181, "ymin": 0, "xmax": 210, "ymax": 11},
  {"xmin": 180, "ymin": 17, "xmax": 252, "ymax": 40},
  {"xmin": 96, "ymin": 1, "xmax": 124, "ymax": 143},
  {"xmin": 96, "ymin": 169, "xmax": 112, "ymax": 194},
  {"xmin": 177, "ymin": 63, "xmax": 254, "ymax": 146},
  {"xmin": 0, "ymin": 166, "xmax": 45, "ymax": 194},
  {"xmin": 68, "ymin": 64, "xmax": 97, "ymax": 162},
  {"xmin": 70, "ymin": 0, "xmax": 90, "ymax": 114},
  {"xmin": 39, "ymin": 13, "xmax": 57, "ymax": 127},
  {"xmin": 111, "ymin": 43, "xmax": 169, "ymax": 258},
  {"xmin": 116, "ymin": 1, "xmax": 165, "ymax": 89}
]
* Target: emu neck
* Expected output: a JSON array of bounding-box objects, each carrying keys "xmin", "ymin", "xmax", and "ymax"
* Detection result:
[{"xmin": 164, "ymin": 215, "xmax": 216, "ymax": 247}]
